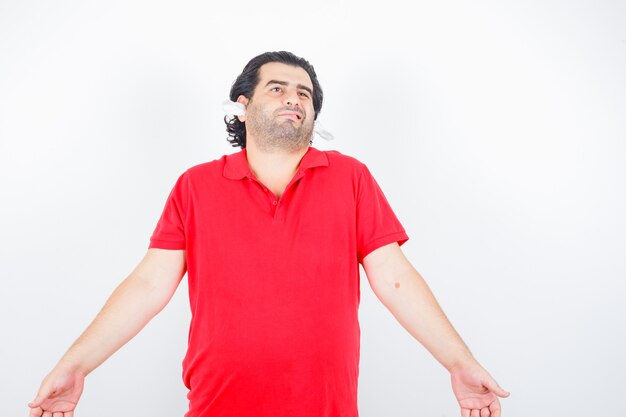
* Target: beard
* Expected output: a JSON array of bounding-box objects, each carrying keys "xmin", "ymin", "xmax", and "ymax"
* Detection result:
[{"xmin": 245, "ymin": 103, "xmax": 314, "ymax": 153}]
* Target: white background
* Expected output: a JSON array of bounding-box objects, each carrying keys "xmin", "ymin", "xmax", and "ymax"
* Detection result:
[{"xmin": 1, "ymin": 1, "xmax": 625, "ymax": 416}]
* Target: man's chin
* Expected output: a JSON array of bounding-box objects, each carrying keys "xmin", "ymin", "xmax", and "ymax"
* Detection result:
[{"xmin": 274, "ymin": 119, "xmax": 300, "ymax": 130}]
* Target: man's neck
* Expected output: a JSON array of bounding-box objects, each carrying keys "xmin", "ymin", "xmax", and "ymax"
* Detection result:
[{"xmin": 245, "ymin": 139, "xmax": 309, "ymax": 185}]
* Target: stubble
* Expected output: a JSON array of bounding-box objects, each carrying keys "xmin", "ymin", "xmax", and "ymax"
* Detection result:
[{"xmin": 245, "ymin": 103, "xmax": 314, "ymax": 153}]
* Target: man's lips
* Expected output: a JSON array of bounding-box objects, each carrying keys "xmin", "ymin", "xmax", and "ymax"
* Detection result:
[{"xmin": 276, "ymin": 111, "xmax": 303, "ymax": 121}]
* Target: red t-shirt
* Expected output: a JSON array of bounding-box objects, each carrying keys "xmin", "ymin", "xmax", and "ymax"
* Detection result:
[{"xmin": 149, "ymin": 146, "xmax": 408, "ymax": 417}]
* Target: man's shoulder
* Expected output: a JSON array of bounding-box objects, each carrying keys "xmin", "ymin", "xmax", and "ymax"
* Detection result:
[
  {"xmin": 185, "ymin": 155, "xmax": 227, "ymax": 175},
  {"xmin": 181, "ymin": 150, "xmax": 239, "ymax": 180},
  {"xmin": 321, "ymin": 149, "xmax": 366, "ymax": 172}
]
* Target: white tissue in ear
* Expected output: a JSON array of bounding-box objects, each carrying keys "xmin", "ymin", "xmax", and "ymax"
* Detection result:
[
  {"xmin": 222, "ymin": 100, "xmax": 246, "ymax": 116},
  {"xmin": 314, "ymin": 120, "xmax": 334, "ymax": 141}
]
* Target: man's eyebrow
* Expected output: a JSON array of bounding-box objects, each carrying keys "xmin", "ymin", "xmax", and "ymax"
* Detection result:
[{"xmin": 265, "ymin": 80, "xmax": 313, "ymax": 96}]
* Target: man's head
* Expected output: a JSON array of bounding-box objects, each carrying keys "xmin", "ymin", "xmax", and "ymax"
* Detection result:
[{"xmin": 225, "ymin": 51, "xmax": 324, "ymax": 150}]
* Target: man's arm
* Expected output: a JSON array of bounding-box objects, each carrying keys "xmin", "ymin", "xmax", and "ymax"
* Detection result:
[
  {"xmin": 28, "ymin": 248, "xmax": 186, "ymax": 417},
  {"xmin": 362, "ymin": 242, "xmax": 509, "ymax": 417}
]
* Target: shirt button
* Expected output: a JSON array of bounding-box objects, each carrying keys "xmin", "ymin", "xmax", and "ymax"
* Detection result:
[{"xmin": 272, "ymin": 201, "xmax": 278, "ymax": 206}]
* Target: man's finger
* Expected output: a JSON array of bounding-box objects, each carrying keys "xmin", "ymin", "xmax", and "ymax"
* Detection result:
[
  {"xmin": 28, "ymin": 406, "xmax": 43, "ymax": 417},
  {"xmin": 28, "ymin": 390, "xmax": 51, "ymax": 409},
  {"xmin": 489, "ymin": 397, "xmax": 502, "ymax": 417},
  {"xmin": 28, "ymin": 399, "xmax": 42, "ymax": 408},
  {"xmin": 485, "ymin": 378, "xmax": 509, "ymax": 398}
]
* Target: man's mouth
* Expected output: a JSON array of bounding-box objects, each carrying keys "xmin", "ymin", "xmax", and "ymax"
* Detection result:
[{"xmin": 276, "ymin": 111, "xmax": 303, "ymax": 121}]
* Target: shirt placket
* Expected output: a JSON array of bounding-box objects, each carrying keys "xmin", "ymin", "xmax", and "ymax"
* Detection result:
[{"xmin": 246, "ymin": 169, "xmax": 307, "ymax": 223}]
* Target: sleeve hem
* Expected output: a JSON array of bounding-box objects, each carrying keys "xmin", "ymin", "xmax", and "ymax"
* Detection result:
[
  {"xmin": 149, "ymin": 239, "xmax": 186, "ymax": 250},
  {"xmin": 358, "ymin": 231, "xmax": 409, "ymax": 264}
]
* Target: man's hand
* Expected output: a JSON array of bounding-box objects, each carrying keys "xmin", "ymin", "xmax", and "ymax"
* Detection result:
[
  {"xmin": 450, "ymin": 361, "xmax": 509, "ymax": 417},
  {"xmin": 27, "ymin": 248, "xmax": 185, "ymax": 417},
  {"xmin": 28, "ymin": 365, "xmax": 84, "ymax": 417}
]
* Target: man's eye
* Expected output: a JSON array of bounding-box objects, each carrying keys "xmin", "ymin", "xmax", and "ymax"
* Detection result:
[
  {"xmin": 299, "ymin": 92, "xmax": 310, "ymax": 98},
  {"xmin": 271, "ymin": 87, "xmax": 282, "ymax": 92}
]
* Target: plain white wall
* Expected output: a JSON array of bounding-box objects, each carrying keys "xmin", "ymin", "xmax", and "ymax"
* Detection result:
[{"xmin": 1, "ymin": 1, "xmax": 625, "ymax": 416}]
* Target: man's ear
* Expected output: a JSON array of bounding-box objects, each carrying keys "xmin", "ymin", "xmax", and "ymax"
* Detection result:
[{"xmin": 236, "ymin": 95, "xmax": 249, "ymax": 122}]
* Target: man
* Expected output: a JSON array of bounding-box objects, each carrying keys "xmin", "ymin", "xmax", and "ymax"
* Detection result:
[{"xmin": 29, "ymin": 51, "xmax": 509, "ymax": 417}]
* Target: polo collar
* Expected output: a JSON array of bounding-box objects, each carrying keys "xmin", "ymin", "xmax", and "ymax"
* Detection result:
[{"xmin": 223, "ymin": 146, "xmax": 329, "ymax": 180}]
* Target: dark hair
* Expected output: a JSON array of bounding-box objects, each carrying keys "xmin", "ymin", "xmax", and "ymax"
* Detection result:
[{"xmin": 225, "ymin": 51, "xmax": 324, "ymax": 149}]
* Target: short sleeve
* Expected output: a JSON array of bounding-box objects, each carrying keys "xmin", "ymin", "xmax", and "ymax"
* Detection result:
[
  {"xmin": 356, "ymin": 164, "xmax": 409, "ymax": 264},
  {"xmin": 149, "ymin": 172, "xmax": 188, "ymax": 250}
]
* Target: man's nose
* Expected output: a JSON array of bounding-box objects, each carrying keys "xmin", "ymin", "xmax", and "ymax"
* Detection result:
[{"xmin": 283, "ymin": 90, "xmax": 301, "ymax": 107}]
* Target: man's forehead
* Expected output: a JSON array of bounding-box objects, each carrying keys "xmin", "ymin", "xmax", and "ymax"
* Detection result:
[{"xmin": 257, "ymin": 62, "xmax": 313, "ymax": 90}]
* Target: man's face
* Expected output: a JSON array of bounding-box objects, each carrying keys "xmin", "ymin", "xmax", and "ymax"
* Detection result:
[{"xmin": 238, "ymin": 62, "xmax": 316, "ymax": 153}]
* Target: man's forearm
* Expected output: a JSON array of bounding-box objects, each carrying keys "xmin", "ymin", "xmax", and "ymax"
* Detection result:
[
  {"xmin": 372, "ymin": 262, "xmax": 476, "ymax": 371},
  {"xmin": 57, "ymin": 268, "xmax": 176, "ymax": 376}
]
